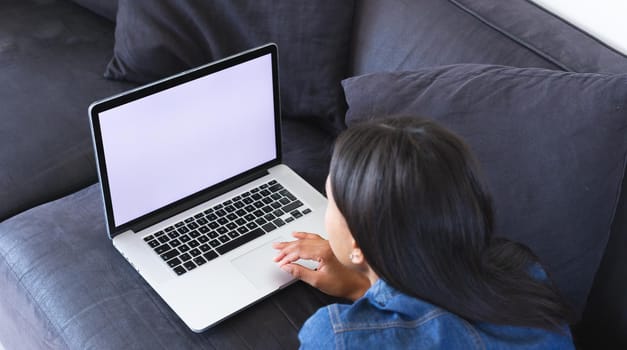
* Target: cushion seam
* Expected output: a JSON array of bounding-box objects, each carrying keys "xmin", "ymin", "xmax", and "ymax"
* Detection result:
[
  {"xmin": 448, "ymin": 0, "xmax": 573, "ymax": 72},
  {"xmin": 0, "ymin": 243, "xmax": 72, "ymax": 349}
]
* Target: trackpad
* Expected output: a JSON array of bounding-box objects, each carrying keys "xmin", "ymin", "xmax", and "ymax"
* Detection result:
[{"xmin": 231, "ymin": 239, "xmax": 294, "ymax": 291}]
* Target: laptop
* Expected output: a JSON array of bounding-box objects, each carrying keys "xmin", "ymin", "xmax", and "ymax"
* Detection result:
[{"xmin": 89, "ymin": 43, "xmax": 327, "ymax": 332}]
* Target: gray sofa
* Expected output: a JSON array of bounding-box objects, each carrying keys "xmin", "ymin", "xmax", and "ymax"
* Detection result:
[{"xmin": 1, "ymin": 0, "xmax": 626, "ymax": 349}]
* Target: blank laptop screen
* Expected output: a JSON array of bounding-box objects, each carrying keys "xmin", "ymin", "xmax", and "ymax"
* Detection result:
[{"xmin": 98, "ymin": 54, "xmax": 277, "ymax": 227}]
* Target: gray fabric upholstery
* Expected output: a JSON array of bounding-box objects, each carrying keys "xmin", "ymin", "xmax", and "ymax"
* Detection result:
[
  {"xmin": 342, "ymin": 66, "xmax": 627, "ymax": 316},
  {"xmin": 349, "ymin": 0, "xmax": 561, "ymax": 76},
  {"xmin": 0, "ymin": 182, "xmax": 338, "ymax": 349},
  {"xmin": 0, "ymin": 0, "xmax": 133, "ymax": 221},
  {"xmin": 70, "ymin": 0, "xmax": 117, "ymax": 22},
  {"xmin": 450, "ymin": 0, "xmax": 627, "ymax": 73}
]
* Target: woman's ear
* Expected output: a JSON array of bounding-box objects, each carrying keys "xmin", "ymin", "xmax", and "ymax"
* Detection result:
[{"xmin": 349, "ymin": 239, "xmax": 365, "ymax": 265}]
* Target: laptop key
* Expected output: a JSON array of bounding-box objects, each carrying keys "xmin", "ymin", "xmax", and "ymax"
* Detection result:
[
  {"xmin": 143, "ymin": 235, "xmax": 154, "ymax": 242},
  {"xmin": 209, "ymin": 239, "xmax": 220, "ymax": 248},
  {"xmin": 158, "ymin": 236, "xmax": 170, "ymax": 244},
  {"xmin": 199, "ymin": 244, "xmax": 211, "ymax": 252},
  {"xmin": 262, "ymin": 222, "xmax": 277, "ymax": 233},
  {"xmin": 269, "ymin": 184, "xmax": 283, "ymax": 192},
  {"xmin": 167, "ymin": 257, "xmax": 182, "ymax": 267},
  {"xmin": 155, "ymin": 244, "xmax": 171, "ymax": 254},
  {"xmin": 203, "ymin": 251, "xmax": 219, "ymax": 261},
  {"xmin": 183, "ymin": 261, "xmax": 196, "ymax": 271},
  {"xmin": 190, "ymin": 248, "xmax": 202, "ymax": 257},
  {"xmin": 188, "ymin": 240, "xmax": 200, "ymax": 248},
  {"xmin": 179, "ymin": 245, "xmax": 191, "ymax": 253},
  {"xmin": 216, "ymin": 228, "xmax": 265, "ymax": 255},
  {"xmin": 174, "ymin": 266, "xmax": 186, "ymax": 275},
  {"xmin": 170, "ymin": 239, "xmax": 181, "ymax": 247},
  {"xmin": 147, "ymin": 240, "xmax": 160, "ymax": 248},
  {"xmin": 219, "ymin": 236, "xmax": 231, "ymax": 244},
  {"xmin": 198, "ymin": 236, "xmax": 209, "ymax": 243},
  {"xmin": 303, "ymin": 208, "xmax": 312, "ymax": 215},
  {"xmin": 194, "ymin": 256, "xmax": 207, "ymax": 266},
  {"xmin": 164, "ymin": 226, "xmax": 175, "ymax": 232},
  {"xmin": 273, "ymin": 218, "xmax": 286, "ymax": 227},
  {"xmin": 291, "ymin": 210, "xmax": 303, "ymax": 218},
  {"xmin": 282, "ymin": 201, "xmax": 304, "ymax": 213},
  {"xmin": 161, "ymin": 249, "xmax": 178, "ymax": 261},
  {"xmin": 180, "ymin": 253, "xmax": 192, "ymax": 261}
]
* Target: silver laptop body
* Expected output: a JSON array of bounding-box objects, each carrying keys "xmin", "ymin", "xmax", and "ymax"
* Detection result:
[{"xmin": 89, "ymin": 44, "xmax": 327, "ymax": 332}]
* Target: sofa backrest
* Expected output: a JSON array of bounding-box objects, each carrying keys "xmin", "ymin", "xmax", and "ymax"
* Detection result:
[
  {"xmin": 348, "ymin": 0, "xmax": 627, "ymax": 347},
  {"xmin": 349, "ymin": 0, "xmax": 627, "ymax": 76}
]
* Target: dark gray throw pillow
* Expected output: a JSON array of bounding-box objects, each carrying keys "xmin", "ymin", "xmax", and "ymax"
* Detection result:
[
  {"xmin": 104, "ymin": 0, "xmax": 354, "ymax": 132},
  {"xmin": 342, "ymin": 65, "xmax": 627, "ymax": 317}
]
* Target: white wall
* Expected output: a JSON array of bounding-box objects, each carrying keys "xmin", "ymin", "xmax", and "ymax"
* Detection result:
[{"xmin": 531, "ymin": 0, "xmax": 627, "ymax": 55}]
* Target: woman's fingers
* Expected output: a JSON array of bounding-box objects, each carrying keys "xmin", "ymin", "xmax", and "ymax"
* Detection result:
[{"xmin": 272, "ymin": 233, "xmax": 330, "ymax": 265}]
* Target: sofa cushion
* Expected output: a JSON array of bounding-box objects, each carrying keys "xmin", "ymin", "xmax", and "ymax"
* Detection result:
[
  {"xmin": 70, "ymin": 0, "xmax": 117, "ymax": 21},
  {"xmin": 0, "ymin": 0, "xmax": 134, "ymax": 221},
  {"xmin": 104, "ymin": 0, "xmax": 355, "ymax": 132},
  {"xmin": 349, "ymin": 0, "xmax": 561, "ymax": 76},
  {"xmin": 450, "ymin": 0, "xmax": 627, "ymax": 73},
  {"xmin": 0, "ymin": 182, "xmax": 337, "ymax": 349},
  {"xmin": 342, "ymin": 65, "xmax": 627, "ymax": 317}
]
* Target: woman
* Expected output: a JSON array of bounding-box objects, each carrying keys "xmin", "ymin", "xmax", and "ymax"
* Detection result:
[{"xmin": 273, "ymin": 117, "xmax": 575, "ymax": 349}]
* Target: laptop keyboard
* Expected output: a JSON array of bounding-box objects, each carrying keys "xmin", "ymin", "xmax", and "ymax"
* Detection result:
[{"xmin": 143, "ymin": 180, "xmax": 312, "ymax": 276}]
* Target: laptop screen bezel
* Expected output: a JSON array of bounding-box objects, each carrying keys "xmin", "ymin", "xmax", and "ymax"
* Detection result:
[{"xmin": 89, "ymin": 44, "xmax": 282, "ymax": 239}]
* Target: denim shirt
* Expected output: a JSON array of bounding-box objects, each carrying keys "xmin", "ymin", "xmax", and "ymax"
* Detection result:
[{"xmin": 298, "ymin": 279, "xmax": 574, "ymax": 349}]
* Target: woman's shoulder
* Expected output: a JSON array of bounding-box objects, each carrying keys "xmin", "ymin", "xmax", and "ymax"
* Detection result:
[{"xmin": 298, "ymin": 279, "xmax": 574, "ymax": 349}]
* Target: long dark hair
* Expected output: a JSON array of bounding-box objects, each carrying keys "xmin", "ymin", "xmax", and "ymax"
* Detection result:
[{"xmin": 329, "ymin": 116, "xmax": 575, "ymax": 330}]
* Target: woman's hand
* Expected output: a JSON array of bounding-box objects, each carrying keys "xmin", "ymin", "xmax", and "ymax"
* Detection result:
[{"xmin": 273, "ymin": 232, "xmax": 371, "ymax": 301}]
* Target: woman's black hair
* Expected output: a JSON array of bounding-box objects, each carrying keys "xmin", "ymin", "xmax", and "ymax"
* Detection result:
[{"xmin": 329, "ymin": 116, "xmax": 576, "ymax": 330}]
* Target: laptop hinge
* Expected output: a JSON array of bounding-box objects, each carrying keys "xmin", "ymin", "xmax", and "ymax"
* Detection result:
[{"xmin": 130, "ymin": 169, "xmax": 270, "ymax": 234}]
